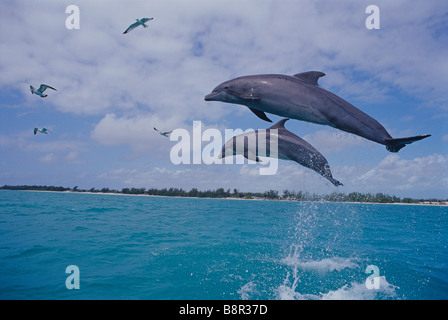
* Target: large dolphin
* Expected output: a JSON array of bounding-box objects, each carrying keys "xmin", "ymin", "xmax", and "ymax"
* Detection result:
[
  {"xmin": 219, "ymin": 118, "xmax": 343, "ymax": 186},
  {"xmin": 205, "ymin": 71, "xmax": 431, "ymax": 152}
]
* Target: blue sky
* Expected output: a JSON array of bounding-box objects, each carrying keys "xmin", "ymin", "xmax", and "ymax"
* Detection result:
[{"xmin": 0, "ymin": 0, "xmax": 447, "ymax": 199}]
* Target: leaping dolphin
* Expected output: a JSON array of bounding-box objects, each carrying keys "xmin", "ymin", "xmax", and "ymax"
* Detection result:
[
  {"xmin": 123, "ymin": 18, "xmax": 153, "ymax": 34},
  {"xmin": 219, "ymin": 118, "xmax": 343, "ymax": 187},
  {"xmin": 205, "ymin": 71, "xmax": 431, "ymax": 152},
  {"xmin": 30, "ymin": 84, "xmax": 57, "ymax": 98}
]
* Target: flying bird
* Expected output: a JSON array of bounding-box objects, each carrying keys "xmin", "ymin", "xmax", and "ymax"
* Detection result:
[
  {"xmin": 219, "ymin": 119, "xmax": 343, "ymax": 186},
  {"xmin": 34, "ymin": 128, "xmax": 50, "ymax": 135},
  {"xmin": 154, "ymin": 127, "xmax": 172, "ymax": 137},
  {"xmin": 30, "ymin": 84, "xmax": 57, "ymax": 98},
  {"xmin": 205, "ymin": 71, "xmax": 431, "ymax": 152},
  {"xmin": 123, "ymin": 18, "xmax": 153, "ymax": 34}
]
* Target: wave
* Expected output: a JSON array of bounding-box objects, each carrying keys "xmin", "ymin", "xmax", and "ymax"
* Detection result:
[
  {"xmin": 277, "ymin": 276, "xmax": 398, "ymax": 300},
  {"xmin": 277, "ymin": 245, "xmax": 398, "ymax": 300},
  {"xmin": 282, "ymin": 256, "xmax": 360, "ymax": 273},
  {"xmin": 238, "ymin": 281, "xmax": 258, "ymax": 300},
  {"xmin": 321, "ymin": 276, "xmax": 399, "ymax": 300},
  {"xmin": 16, "ymin": 245, "xmax": 51, "ymax": 258}
]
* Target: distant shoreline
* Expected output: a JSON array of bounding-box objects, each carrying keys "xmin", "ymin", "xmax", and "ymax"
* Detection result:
[{"xmin": 2, "ymin": 188, "xmax": 446, "ymax": 207}]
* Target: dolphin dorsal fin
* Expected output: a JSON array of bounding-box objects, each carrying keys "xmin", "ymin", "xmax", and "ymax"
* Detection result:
[
  {"xmin": 269, "ymin": 118, "xmax": 289, "ymax": 129},
  {"xmin": 293, "ymin": 71, "xmax": 326, "ymax": 85}
]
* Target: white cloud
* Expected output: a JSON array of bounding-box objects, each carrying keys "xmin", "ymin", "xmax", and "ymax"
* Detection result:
[
  {"xmin": 0, "ymin": 131, "xmax": 87, "ymax": 165},
  {"xmin": 303, "ymin": 129, "xmax": 369, "ymax": 154},
  {"xmin": 37, "ymin": 150, "xmax": 85, "ymax": 164},
  {"xmin": 65, "ymin": 151, "xmax": 84, "ymax": 164},
  {"xmin": 2, "ymin": 0, "xmax": 447, "ymax": 118},
  {"xmin": 39, "ymin": 153, "xmax": 57, "ymax": 163},
  {"xmin": 1, "ymin": 0, "xmax": 447, "ymax": 198},
  {"xmin": 97, "ymin": 152, "xmax": 448, "ymax": 199},
  {"xmin": 91, "ymin": 112, "xmax": 187, "ymax": 157},
  {"xmin": 352, "ymin": 153, "xmax": 448, "ymax": 192}
]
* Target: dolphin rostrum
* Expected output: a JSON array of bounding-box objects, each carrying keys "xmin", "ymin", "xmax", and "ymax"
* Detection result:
[
  {"xmin": 219, "ymin": 118, "xmax": 343, "ymax": 186},
  {"xmin": 205, "ymin": 71, "xmax": 431, "ymax": 152}
]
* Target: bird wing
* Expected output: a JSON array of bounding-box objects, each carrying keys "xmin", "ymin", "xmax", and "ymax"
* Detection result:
[
  {"xmin": 161, "ymin": 131, "xmax": 173, "ymax": 137},
  {"xmin": 141, "ymin": 18, "xmax": 153, "ymax": 23},
  {"xmin": 123, "ymin": 21, "xmax": 139, "ymax": 34},
  {"xmin": 38, "ymin": 84, "xmax": 57, "ymax": 93},
  {"xmin": 34, "ymin": 128, "xmax": 38, "ymax": 135}
]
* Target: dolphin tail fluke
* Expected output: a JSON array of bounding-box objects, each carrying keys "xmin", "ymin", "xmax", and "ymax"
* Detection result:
[
  {"xmin": 384, "ymin": 134, "xmax": 431, "ymax": 152},
  {"xmin": 329, "ymin": 177, "xmax": 343, "ymax": 187}
]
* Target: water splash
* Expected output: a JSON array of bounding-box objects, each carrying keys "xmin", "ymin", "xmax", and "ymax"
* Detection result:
[
  {"xmin": 276, "ymin": 202, "xmax": 398, "ymax": 300},
  {"xmin": 238, "ymin": 281, "xmax": 257, "ymax": 300}
]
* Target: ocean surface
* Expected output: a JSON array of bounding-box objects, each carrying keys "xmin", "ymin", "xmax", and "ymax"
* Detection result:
[{"xmin": 0, "ymin": 190, "xmax": 447, "ymax": 300}]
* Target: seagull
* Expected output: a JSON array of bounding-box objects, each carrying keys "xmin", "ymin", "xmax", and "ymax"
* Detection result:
[
  {"xmin": 34, "ymin": 128, "xmax": 50, "ymax": 135},
  {"xmin": 123, "ymin": 17, "xmax": 153, "ymax": 34},
  {"xmin": 30, "ymin": 84, "xmax": 57, "ymax": 98},
  {"xmin": 154, "ymin": 127, "xmax": 172, "ymax": 137}
]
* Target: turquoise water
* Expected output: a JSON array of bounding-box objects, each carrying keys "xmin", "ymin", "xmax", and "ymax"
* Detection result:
[{"xmin": 0, "ymin": 190, "xmax": 447, "ymax": 300}]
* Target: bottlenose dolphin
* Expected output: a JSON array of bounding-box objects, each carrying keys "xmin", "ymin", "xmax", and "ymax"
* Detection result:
[
  {"xmin": 123, "ymin": 18, "xmax": 153, "ymax": 34},
  {"xmin": 30, "ymin": 84, "xmax": 57, "ymax": 98},
  {"xmin": 205, "ymin": 71, "xmax": 431, "ymax": 152},
  {"xmin": 219, "ymin": 118, "xmax": 343, "ymax": 186}
]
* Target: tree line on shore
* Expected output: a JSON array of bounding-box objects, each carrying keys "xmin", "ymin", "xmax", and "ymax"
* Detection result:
[{"xmin": 1, "ymin": 184, "xmax": 445, "ymax": 204}]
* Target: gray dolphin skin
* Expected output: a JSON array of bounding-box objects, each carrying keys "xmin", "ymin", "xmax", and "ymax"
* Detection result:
[
  {"xmin": 219, "ymin": 118, "xmax": 343, "ymax": 186},
  {"xmin": 205, "ymin": 71, "xmax": 431, "ymax": 152}
]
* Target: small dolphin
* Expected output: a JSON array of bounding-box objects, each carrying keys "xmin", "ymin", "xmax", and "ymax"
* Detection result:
[
  {"xmin": 123, "ymin": 18, "xmax": 153, "ymax": 34},
  {"xmin": 154, "ymin": 127, "xmax": 172, "ymax": 137},
  {"xmin": 219, "ymin": 118, "xmax": 343, "ymax": 186},
  {"xmin": 205, "ymin": 71, "xmax": 431, "ymax": 152},
  {"xmin": 30, "ymin": 84, "xmax": 57, "ymax": 98}
]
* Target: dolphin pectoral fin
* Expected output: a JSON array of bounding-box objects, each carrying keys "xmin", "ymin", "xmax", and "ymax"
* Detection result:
[
  {"xmin": 249, "ymin": 108, "xmax": 272, "ymax": 122},
  {"xmin": 384, "ymin": 134, "xmax": 431, "ymax": 152}
]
